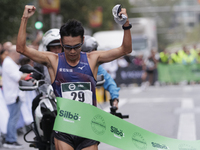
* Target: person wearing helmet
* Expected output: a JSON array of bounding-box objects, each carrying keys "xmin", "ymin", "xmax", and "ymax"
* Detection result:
[
  {"xmin": 82, "ymin": 35, "xmax": 120, "ymax": 108},
  {"xmin": 37, "ymin": 28, "xmax": 63, "ymax": 87},
  {"xmin": 17, "ymin": 5, "xmax": 131, "ymax": 150},
  {"xmin": 38, "ymin": 28, "xmax": 63, "ymax": 54}
]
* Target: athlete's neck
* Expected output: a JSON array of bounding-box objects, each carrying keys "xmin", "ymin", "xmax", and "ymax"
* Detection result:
[{"xmin": 65, "ymin": 53, "xmax": 80, "ymax": 67}]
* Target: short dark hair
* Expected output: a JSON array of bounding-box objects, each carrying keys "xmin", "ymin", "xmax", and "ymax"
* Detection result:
[
  {"xmin": 19, "ymin": 57, "xmax": 31, "ymax": 66},
  {"xmin": 60, "ymin": 19, "xmax": 84, "ymax": 41}
]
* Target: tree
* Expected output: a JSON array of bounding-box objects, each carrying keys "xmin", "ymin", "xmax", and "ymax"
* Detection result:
[
  {"xmin": 0, "ymin": 0, "xmax": 34, "ymax": 43},
  {"xmin": 41, "ymin": 0, "xmax": 138, "ymax": 33},
  {"xmin": 60, "ymin": 0, "xmax": 139, "ymax": 33},
  {"xmin": 0, "ymin": 0, "xmax": 139, "ymax": 44}
]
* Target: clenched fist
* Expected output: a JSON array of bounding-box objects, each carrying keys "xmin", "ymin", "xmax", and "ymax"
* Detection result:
[{"xmin": 22, "ymin": 5, "xmax": 36, "ymax": 19}]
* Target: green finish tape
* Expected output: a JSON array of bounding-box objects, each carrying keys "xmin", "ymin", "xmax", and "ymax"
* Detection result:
[{"xmin": 53, "ymin": 97, "xmax": 200, "ymax": 150}]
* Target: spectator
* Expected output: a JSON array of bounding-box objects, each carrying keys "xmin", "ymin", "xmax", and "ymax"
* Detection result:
[
  {"xmin": 133, "ymin": 54, "xmax": 146, "ymax": 86},
  {"xmin": 2, "ymin": 45, "xmax": 28, "ymax": 149},
  {"xmin": 197, "ymin": 52, "xmax": 200, "ymax": 63},
  {"xmin": 17, "ymin": 57, "xmax": 36, "ymax": 131},
  {"xmin": 143, "ymin": 49, "xmax": 158, "ymax": 86},
  {"xmin": 182, "ymin": 49, "xmax": 196, "ymax": 65},
  {"xmin": 36, "ymin": 28, "xmax": 63, "ymax": 94},
  {"xmin": 0, "ymin": 49, "xmax": 9, "ymax": 65},
  {"xmin": 3, "ymin": 41, "xmax": 12, "ymax": 51},
  {"xmin": 190, "ymin": 44, "xmax": 198, "ymax": 59},
  {"xmin": 169, "ymin": 51, "xmax": 182, "ymax": 64},
  {"xmin": 159, "ymin": 49, "xmax": 169, "ymax": 64},
  {"xmin": 0, "ymin": 49, "xmax": 9, "ymax": 87},
  {"xmin": 178, "ymin": 45, "xmax": 187, "ymax": 62}
]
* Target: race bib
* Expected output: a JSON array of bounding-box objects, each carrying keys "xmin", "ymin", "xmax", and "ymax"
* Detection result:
[{"xmin": 61, "ymin": 82, "xmax": 93, "ymax": 105}]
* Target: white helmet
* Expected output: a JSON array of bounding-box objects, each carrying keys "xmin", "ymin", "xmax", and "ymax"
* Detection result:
[
  {"xmin": 38, "ymin": 28, "xmax": 61, "ymax": 51},
  {"xmin": 81, "ymin": 35, "xmax": 98, "ymax": 52}
]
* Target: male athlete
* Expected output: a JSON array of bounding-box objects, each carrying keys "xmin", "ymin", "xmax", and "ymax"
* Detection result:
[{"xmin": 17, "ymin": 5, "xmax": 132, "ymax": 150}]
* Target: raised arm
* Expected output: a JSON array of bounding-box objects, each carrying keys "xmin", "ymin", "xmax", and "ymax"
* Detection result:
[
  {"xmin": 97, "ymin": 8, "xmax": 132, "ymax": 64},
  {"xmin": 87, "ymin": 7, "xmax": 132, "ymax": 79},
  {"xmin": 16, "ymin": 5, "xmax": 55, "ymax": 66},
  {"xmin": 16, "ymin": 5, "xmax": 58, "ymax": 83}
]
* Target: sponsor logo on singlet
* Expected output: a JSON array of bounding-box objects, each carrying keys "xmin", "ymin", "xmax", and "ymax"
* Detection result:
[
  {"xmin": 78, "ymin": 65, "xmax": 85, "ymax": 70},
  {"xmin": 59, "ymin": 68, "xmax": 73, "ymax": 72},
  {"xmin": 80, "ymin": 62, "xmax": 88, "ymax": 66}
]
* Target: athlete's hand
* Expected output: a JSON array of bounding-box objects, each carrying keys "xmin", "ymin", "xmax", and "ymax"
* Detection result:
[
  {"xmin": 22, "ymin": 5, "xmax": 36, "ymax": 19},
  {"xmin": 112, "ymin": 98, "xmax": 119, "ymax": 110},
  {"xmin": 118, "ymin": 8, "xmax": 128, "ymax": 19},
  {"xmin": 118, "ymin": 8, "xmax": 129, "ymax": 26}
]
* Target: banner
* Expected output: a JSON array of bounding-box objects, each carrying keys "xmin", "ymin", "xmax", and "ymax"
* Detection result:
[
  {"xmin": 89, "ymin": 7, "xmax": 103, "ymax": 28},
  {"xmin": 158, "ymin": 63, "xmax": 200, "ymax": 83},
  {"xmin": 38, "ymin": 0, "xmax": 60, "ymax": 14},
  {"xmin": 54, "ymin": 97, "xmax": 200, "ymax": 150},
  {"xmin": 115, "ymin": 65, "xmax": 143, "ymax": 86}
]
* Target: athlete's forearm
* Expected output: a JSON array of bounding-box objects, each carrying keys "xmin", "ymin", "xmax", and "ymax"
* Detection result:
[
  {"xmin": 120, "ymin": 8, "xmax": 132, "ymax": 55},
  {"xmin": 17, "ymin": 5, "xmax": 36, "ymax": 54},
  {"xmin": 16, "ymin": 17, "xmax": 28, "ymax": 54},
  {"xmin": 121, "ymin": 21, "xmax": 132, "ymax": 55}
]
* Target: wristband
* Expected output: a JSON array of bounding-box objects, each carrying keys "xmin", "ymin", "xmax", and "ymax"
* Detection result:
[{"xmin": 122, "ymin": 24, "xmax": 132, "ymax": 30}]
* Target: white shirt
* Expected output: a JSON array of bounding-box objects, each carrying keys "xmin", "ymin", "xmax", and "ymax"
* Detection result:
[
  {"xmin": 2, "ymin": 56, "xmax": 22, "ymax": 105},
  {"xmin": 102, "ymin": 60, "xmax": 118, "ymax": 79},
  {"xmin": 117, "ymin": 58, "xmax": 129, "ymax": 68}
]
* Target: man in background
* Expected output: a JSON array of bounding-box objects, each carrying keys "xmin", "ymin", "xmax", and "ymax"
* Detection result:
[{"xmin": 2, "ymin": 45, "xmax": 27, "ymax": 149}]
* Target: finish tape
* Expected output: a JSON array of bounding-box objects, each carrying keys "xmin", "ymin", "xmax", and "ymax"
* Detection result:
[{"xmin": 53, "ymin": 97, "xmax": 200, "ymax": 150}]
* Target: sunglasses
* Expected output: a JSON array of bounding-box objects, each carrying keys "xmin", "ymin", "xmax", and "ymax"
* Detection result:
[{"xmin": 62, "ymin": 42, "xmax": 83, "ymax": 51}]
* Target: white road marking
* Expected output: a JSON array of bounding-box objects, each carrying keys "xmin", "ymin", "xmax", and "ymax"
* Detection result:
[
  {"xmin": 183, "ymin": 86, "xmax": 192, "ymax": 92},
  {"xmin": 177, "ymin": 98, "xmax": 196, "ymax": 140},
  {"xmin": 132, "ymin": 88, "xmax": 143, "ymax": 94},
  {"xmin": 129, "ymin": 98, "xmax": 182, "ymax": 103},
  {"xmin": 128, "ymin": 97, "xmax": 196, "ymax": 140}
]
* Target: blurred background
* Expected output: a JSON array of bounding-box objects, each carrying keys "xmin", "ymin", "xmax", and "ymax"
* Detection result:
[
  {"xmin": 1, "ymin": 0, "xmax": 200, "ymax": 52},
  {"xmin": 2, "ymin": 0, "xmax": 200, "ymax": 88}
]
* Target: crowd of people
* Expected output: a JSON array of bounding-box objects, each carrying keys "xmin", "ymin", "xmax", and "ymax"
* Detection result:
[
  {"xmin": 0, "ymin": 40, "xmax": 41, "ymax": 148},
  {"xmin": 159, "ymin": 44, "xmax": 200, "ymax": 65}
]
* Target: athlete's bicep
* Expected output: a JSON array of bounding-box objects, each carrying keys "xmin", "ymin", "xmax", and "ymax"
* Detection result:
[
  {"xmin": 23, "ymin": 46, "xmax": 53, "ymax": 66},
  {"xmin": 47, "ymin": 53, "xmax": 59, "ymax": 83},
  {"xmin": 97, "ymin": 47, "xmax": 124, "ymax": 64}
]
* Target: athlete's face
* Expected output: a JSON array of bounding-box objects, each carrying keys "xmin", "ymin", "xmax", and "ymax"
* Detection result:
[{"xmin": 61, "ymin": 36, "xmax": 83, "ymax": 64}]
